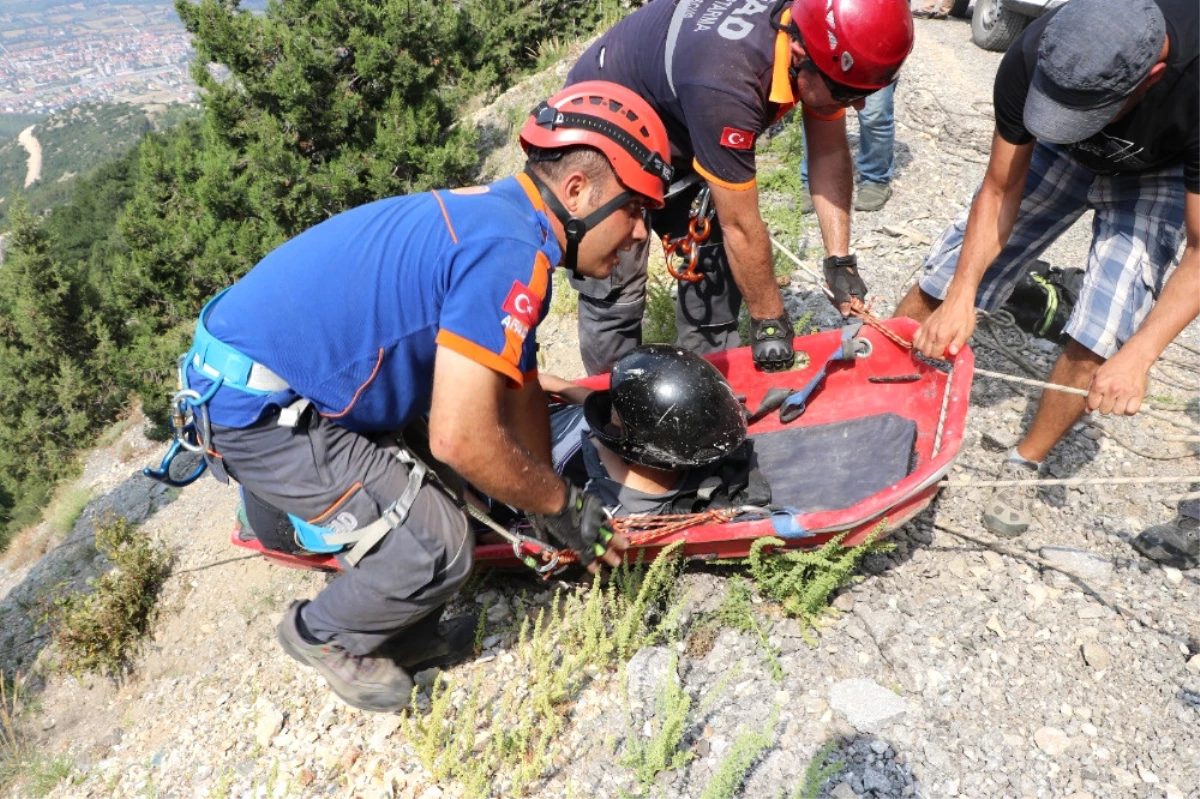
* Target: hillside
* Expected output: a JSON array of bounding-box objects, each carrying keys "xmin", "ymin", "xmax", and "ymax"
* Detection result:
[
  {"xmin": 0, "ymin": 16, "xmax": 1197, "ymax": 799},
  {"xmin": 0, "ymin": 102, "xmax": 163, "ymax": 224}
]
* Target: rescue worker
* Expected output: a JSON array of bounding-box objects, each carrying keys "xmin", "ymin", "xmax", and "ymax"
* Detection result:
[
  {"xmin": 540, "ymin": 345, "xmax": 763, "ymax": 516},
  {"xmin": 894, "ymin": 0, "xmax": 1198, "ymax": 547},
  {"xmin": 180, "ymin": 82, "xmax": 674, "ymax": 712},
  {"xmin": 563, "ymin": 0, "xmax": 915, "ymax": 375}
]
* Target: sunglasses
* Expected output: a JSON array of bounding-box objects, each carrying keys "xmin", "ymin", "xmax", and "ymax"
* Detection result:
[{"xmin": 798, "ymin": 58, "xmax": 882, "ymax": 105}]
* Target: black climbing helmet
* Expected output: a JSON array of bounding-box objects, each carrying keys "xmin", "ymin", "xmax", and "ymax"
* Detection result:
[{"xmin": 583, "ymin": 345, "xmax": 747, "ymax": 470}]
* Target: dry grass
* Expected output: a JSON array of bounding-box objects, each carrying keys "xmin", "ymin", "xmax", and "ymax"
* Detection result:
[{"xmin": 0, "ymin": 484, "xmax": 93, "ymax": 571}]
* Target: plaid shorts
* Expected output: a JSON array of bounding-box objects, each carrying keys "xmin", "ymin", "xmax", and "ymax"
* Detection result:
[{"xmin": 918, "ymin": 142, "xmax": 1187, "ymax": 359}]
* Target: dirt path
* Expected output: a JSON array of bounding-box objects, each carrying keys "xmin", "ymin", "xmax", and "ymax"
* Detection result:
[{"xmin": 17, "ymin": 125, "xmax": 42, "ymax": 188}]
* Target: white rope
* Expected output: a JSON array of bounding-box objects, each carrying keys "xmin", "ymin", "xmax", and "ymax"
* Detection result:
[
  {"xmin": 940, "ymin": 475, "xmax": 1199, "ymax": 488},
  {"xmin": 974, "ymin": 366, "xmax": 1089, "ymax": 397}
]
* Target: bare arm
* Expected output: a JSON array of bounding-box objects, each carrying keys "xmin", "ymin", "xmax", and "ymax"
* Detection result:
[
  {"xmin": 538, "ymin": 373, "xmax": 593, "ymax": 405},
  {"xmin": 803, "ymin": 110, "xmax": 853, "ymax": 258},
  {"xmin": 428, "ymin": 346, "xmax": 565, "ymax": 515},
  {"xmin": 707, "ymin": 182, "xmax": 785, "ymax": 319},
  {"xmin": 1088, "ymin": 190, "xmax": 1200, "ymax": 415},
  {"xmin": 912, "ymin": 129, "xmax": 1035, "ymax": 358},
  {"xmin": 506, "ymin": 372, "xmax": 551, "ymax": 463}
]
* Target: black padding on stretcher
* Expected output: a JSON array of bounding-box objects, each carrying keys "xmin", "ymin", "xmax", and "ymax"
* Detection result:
[{"xmin": 751, "ymin": 413, "xmax": 918, "ymax": 513}]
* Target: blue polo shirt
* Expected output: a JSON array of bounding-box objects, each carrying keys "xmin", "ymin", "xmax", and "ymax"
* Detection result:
[{"xmin": 188, "ymin": 174, "xmax": 560, "ymax": 432}]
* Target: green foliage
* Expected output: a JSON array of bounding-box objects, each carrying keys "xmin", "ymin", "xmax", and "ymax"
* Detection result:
[
  {"xmin": 0, "ymin": 199, "xmax": 123, "ymax": 542},
  {"xmin": 642, "ymin": 267, "xmax": 677, "ymax": 346},
  {"xmin": 0, "ymin": 104, "xmax": 152, "ymax": 226},
  {"xmin": 46, "ymin": 516, "xmax": 172, "ymax": 677},
  {"xmin": 791, "ymin": 740, "xmax": 845, "ymax": 799},
  {"xmin": 407, "ymin": 543, "xmax": 686, "ymax": 797},
  {"xmin": 714, "ymin": 577, "xmax": 782, "ymax": 680},
  {"xmin": 746, "ymin": 523, "xmax": 893, "ymax": 635},
  {"xmin": 620, "ymin": 654, "xmax": 693, "ymax": 789},
  {"xmin": 0, "ymin": 115, "xmax": 46, "ymax": 140},
  {"xmin": 700, "ymin": 710, "xmax": 778, "ymax": 799},
  {"xmin": 757, "ymin": 111, "xmax": 810, "ymax": 273}
]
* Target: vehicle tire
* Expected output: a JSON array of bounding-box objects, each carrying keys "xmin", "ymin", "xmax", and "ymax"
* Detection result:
[
  {"xmin": 948, "ymin": 0, "xmax": 971, "ymax": 18},
  {"xmin": 971, "ymin": 0, "xmax": 1027, "ymax": 51}
]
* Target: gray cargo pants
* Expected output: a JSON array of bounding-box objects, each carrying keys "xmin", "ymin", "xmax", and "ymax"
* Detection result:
[
  {"xmin": 571, "ymin": 178, "xmax": 743, "ymax": 376},
  {"xmin": 209, "ymin": 408, "xmax": 473, "ymax": 657}
]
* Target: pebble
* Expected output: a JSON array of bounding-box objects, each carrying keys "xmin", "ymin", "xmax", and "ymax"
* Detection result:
[
  {"xmin": 1080, "ymin": 642, "xmax": 1111, "ymax": 671},
  {"xmin": 1039, "ymin": 547, "xmax": 1114, "ymax": 584},
  {"xmin": 829, "ymin": 679, "xmax": 909, "ymax": 731},
  {"xmin": 1033, "ymin": 727, "xmax": 1071, "ymax": 757},
  {"xmin": 255, "ymin": 706, "xmax": 284, "ymax": 748}
]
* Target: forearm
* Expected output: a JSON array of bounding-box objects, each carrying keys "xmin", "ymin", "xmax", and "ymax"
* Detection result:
[
  {"xmin": 807, "ymin": 141, "xmax": 852, "ymax": 257},
  {"xmin": 722, "ymin": 216, "xmax": 785, "ymax": 319},
  {"xmin": 506, "ymin": 380, "xmax": 551, "ymax": 463},
  {"xmin": 539, "ymin": 373, "xmax": 593, "ymax": 405},
  {"xmin": 436, "ymin": 419, "xmax": 566, "ymax": 515},
  {"xmin": 942, "ymin": 180, "xmax": 1022, "ymax": 306}
]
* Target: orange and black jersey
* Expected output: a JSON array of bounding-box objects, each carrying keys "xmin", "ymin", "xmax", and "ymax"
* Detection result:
[{"xmin": 568, "ymin": 0, "xmax": 842, "ymax": 191}]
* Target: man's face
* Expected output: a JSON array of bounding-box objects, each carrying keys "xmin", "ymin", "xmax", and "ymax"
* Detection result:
[
  {"xmin": 571, "ymin": 173, "xmax": 650, "ymax": 280},
  {"xmin": 790, "ymin": 41, "xmax": 869, "ymax": 116}
]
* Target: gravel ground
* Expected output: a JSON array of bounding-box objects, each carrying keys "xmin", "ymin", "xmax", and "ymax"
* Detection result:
[{"xmin": 2, "ymin": 16, "xmax": 1198, "ymax": 799}]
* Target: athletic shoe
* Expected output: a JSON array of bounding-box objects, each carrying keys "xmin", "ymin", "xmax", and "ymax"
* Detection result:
[
  {"xmin": 854, "ymin": 182, "xmax": 893, "ymax": 212},
  {"xmin": 982, "ymin": 457, "xmax": 1040, "ymax": 537}
]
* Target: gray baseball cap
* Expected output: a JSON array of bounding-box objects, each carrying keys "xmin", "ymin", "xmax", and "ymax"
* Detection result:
[{"xmin": 1024, "ymin": 0, "xmax": 1167, "ymax": 144}]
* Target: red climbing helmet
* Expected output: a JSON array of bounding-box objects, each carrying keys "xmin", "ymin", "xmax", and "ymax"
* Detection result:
[
  {"xmin": 789, "ymin": 0, "xmax": 915, "ymax": 91},
  {"xmin": 519, "ymin": 80, "xmax": 673, "ymax": 208}
]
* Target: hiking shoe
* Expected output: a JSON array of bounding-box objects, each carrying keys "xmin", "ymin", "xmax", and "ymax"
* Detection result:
[
  {"xmin": 982, "ymin": 457, "xmax": 1040, "ymax": 538},
  {"xmin": 854, "ymin": 182, "xmax": 892, "ymax": 212},
  {"xmin": 1131, "ymin": 514, "xmax": 1199, "ymax": 571},
  {"xmin": 800, "ymin": 185, "xmax": 814, "ymax": 214},
  {"xmin": 277, "ymin": 601, "xmax": 414, "ymax": 713},
  {"xmin": 374, "ymin": 610, "xmax": 479, "ymax": 672}
]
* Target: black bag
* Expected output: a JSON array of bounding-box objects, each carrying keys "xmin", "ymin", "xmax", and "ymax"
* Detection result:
[{"xmin": 1001, "ymin": 260, "xmax": 1085, "ymax": 341}]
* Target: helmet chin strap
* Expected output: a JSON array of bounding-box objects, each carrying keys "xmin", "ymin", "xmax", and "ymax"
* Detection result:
[{"xmin": 524, "ymin": 168, "xmax": 634, "ymax": 277}]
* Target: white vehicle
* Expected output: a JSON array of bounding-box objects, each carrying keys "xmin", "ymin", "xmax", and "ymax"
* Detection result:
[{"xmin": 971, "ymin": 0, "xmax": 1069, "ymax": 52}]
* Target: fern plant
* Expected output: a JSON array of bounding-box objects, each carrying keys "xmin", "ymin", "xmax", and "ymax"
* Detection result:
[{"xmin": 746, "ymin": 522, "xmax": 893, "ymax": 634}]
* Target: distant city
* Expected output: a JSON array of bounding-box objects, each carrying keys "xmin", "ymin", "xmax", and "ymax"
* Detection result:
[{"xmin": 0, "ymin": 2, "xmax": 231, "ymax": 115}]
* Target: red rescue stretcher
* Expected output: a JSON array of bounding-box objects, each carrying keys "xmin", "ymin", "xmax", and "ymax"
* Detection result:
[{"xmin": 229, "ymin": 318, "xmax": 973, "ymax": 573}]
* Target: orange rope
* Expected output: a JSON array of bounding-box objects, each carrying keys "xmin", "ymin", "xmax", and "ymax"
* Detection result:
[
  {"xmin": 849, "ymin": 298, "xmax": 914, "ymax": 351},
  {"xmin": 545, "ymin": 508, "xmax": 740, "ymax": 565}
]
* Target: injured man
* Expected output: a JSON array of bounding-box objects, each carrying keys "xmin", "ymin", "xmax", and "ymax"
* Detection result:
[{"xmin": 537, "ymin": 345, "xmax": 770, "ymax": 518}]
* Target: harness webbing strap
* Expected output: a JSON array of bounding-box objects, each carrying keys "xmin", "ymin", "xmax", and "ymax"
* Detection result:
[
  {"xmin": 191, "ymin": 288, "xmax": 290, "ymax": 395},
  {"xmin": 341, "ymin": 459, "xmax": 429, "ymax": 567}
]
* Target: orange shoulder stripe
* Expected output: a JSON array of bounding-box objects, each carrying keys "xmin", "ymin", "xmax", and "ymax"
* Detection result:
[
  {"xmin": 436, "ymin": 330, "xmax": 524, "ymax": 388},
  {"xmin": 693, "ymin": 159, "xmax": 757, "ymax": 192},
  {"xmin": 432, "ymin": 191, "xmax": 459, "ymax": 244},
  {"xmin": 803, "ymin": 106, "xmax": 847, "ymax": 123}
]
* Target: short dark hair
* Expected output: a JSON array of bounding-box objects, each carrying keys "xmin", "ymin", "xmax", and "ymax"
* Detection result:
[{"xmin": 524, "ymin": 145, "xmax": 615, "ymax": 202}]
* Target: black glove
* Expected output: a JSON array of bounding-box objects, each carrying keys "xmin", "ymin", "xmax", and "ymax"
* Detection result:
[
  {"xmin": 749, "ymin": 312, "xmax": 795, "ymax": 372},
  {"xmin": 823, "ymin": 254, "xmax": 868, "ymax": 309},
  {"xmin": 531, "ymin": 483, "xmax": 614, "ymax": 567}
]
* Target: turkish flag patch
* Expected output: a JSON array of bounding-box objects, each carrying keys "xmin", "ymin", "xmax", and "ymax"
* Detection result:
[
  {"xmin": 502, "ymin": 280, "xmax": 540, "ymax": 328},
  {"xmin": 719, "ymin": 127, "xmax": 756, "ymax": 150}
]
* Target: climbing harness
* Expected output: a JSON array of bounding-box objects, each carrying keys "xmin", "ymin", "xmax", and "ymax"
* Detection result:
[
  {"xmin": 142, "ymin": 355, "xmax": 213, "ymax": 488},
  {"xmin": 662, "ymin": 187, "xmax": 715, "ymax": 282}
]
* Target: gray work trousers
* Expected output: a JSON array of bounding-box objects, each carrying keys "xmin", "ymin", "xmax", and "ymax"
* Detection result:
[
  {"xmin": 209, "ymin": 409, "xmax": 473, "ymax": 657},
  {"xmin": 571, "ymin": 178, "xmax": 743, "ymax": 376}
]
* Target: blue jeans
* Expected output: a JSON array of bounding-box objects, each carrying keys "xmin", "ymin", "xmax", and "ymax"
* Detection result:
[{"xmin": 800, "ymin": 82, "xmax": 896, "ymax": 186}]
